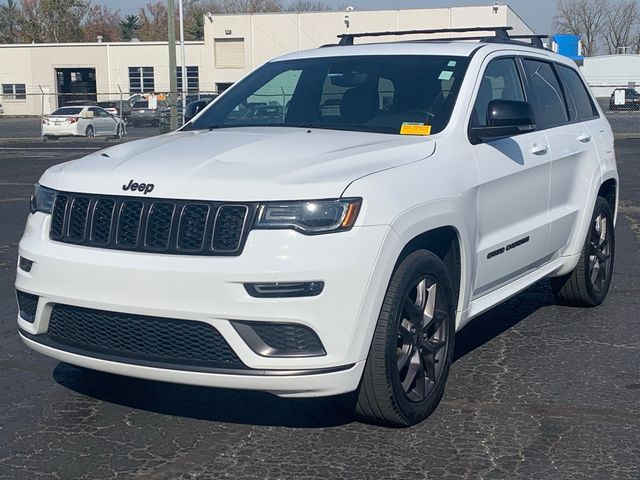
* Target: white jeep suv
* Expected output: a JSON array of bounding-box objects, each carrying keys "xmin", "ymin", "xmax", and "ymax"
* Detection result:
[{"xmin": 16, "ymin": 28, "xmax": 618, "ymax": 426}]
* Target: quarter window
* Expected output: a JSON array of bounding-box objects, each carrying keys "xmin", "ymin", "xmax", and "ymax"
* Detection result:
[
  {"xmin": 556, "ymin": 64, "xmax": 598, "ymax": 121},
  {"xmin": 522, "ymin": 59, "xmax": 568, "ymax": 129},
  {"xmin": 472, "ymin": 58, "xmax": 525, "ymax": 127}
]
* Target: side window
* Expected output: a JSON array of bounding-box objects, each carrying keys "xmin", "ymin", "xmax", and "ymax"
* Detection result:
[
  {"xmin": 522, "ymin": 59, "xmax": 568, "ymax": 129},
  {"xmin": 556, "ymin": 64, "xmax": 598, "ymax": 121},
  {"xmin": 472, "ymin": 58, "xmax": 525, "ymax": 127}
]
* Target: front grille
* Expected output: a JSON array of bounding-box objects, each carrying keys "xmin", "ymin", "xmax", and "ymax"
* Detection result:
[
  {"xmin": 49, "ymin": 192, "xmax": 256, "ymax": 256},
  {"xmin": 47, "ymin": 304, "xmax": 247, "ymax": 370}
]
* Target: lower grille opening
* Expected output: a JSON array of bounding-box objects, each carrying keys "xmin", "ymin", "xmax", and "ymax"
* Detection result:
[
  {"xmin": 16, "ymin": 290, "xmax": 38, "ymax": 323},
  {"xmin": 232, "ymin": 321, "xmax": 326, "ymax": 357},
  {"xmin": 45, "ymin": 304, "xmax": 247, "ymax": 370}
]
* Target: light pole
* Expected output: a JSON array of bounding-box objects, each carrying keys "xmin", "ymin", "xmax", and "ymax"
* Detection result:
[
  {"xmin": 178, "ymin": 0, "xmax": 187, "ymax": 125},
  {"xmin": 168, "ymin": 0, "xmax": 178, "ymax": 131}
]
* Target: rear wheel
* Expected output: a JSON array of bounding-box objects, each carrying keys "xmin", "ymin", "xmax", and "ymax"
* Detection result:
[
  {"xmin": 85, "ymin": 125, "xmax": 95, "ymax": 138},
  {"xmin": 551, "ymin": 196, "xmax": 615, "ymax": 306},
  {"xmin": 114, "ymin": 124, "xmax": 123, "ymax": 139},
  {"xmin": 355, "ymin": 250, "xmax": 455, "ymax": 427}
]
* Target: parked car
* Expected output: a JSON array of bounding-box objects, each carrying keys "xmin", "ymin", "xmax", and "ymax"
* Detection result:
[
  {"xmin": 18, "ymin": 27, "xmax": 617, "ymax": 427},
  {"xmin": 41, "ymin": 106, "xmax": 126, "ymax": 140},
  {"xmin": 128, "ymin": 99, "xmax": 167, "ymax": 127},
  {"xmin": 158, "ymin": 94, "xmax": 218, "ymax": 133},
  {"xmin": 97, "ymin": 101, "xmax": 131, "ymax": 118},
  {"xmin": 609, "ymin": 88, "xmax": 640, "ymax": 110}
]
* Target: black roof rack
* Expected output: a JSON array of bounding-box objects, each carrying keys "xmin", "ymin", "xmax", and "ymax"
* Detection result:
[{"xmin": 336, "ymin": 26, "xmax": 548, "ymax": 49}]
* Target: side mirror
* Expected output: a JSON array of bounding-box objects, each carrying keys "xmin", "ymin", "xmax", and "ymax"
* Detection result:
[
  {"xmin": 184, "ymin": 100, "xmax": 208, "ymax": 122},
  {"xmin": 470, "ymin": 100, "xmax": 536, "ymax": 143}
]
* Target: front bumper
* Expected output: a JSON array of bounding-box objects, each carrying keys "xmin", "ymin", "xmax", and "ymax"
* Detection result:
[{"xmin": 16, "ymin": 212, "xmax": 392, "ymax": 397}]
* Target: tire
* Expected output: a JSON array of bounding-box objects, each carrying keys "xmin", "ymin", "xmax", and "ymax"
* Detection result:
[
  {"xmin": 85, "ymin": 125, "xmax": 95, "ymax": 138},
  {"xmin": 551, "ymin": 196, "xmax": 615, "ymax": 307},
  {"xmin": 355, "ymin": 250, "xmax": 456, "ymax": 427},
  {"xmin": 114, "ymin": 124, "xmax": 123, "ymax": 139}
]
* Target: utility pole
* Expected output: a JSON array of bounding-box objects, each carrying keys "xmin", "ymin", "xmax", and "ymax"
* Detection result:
[
  {"xmin": 168, "ymin": 0, "xmax": 178, "ymax": 131},
  {"xmin": 179, "ymin": 0, "xmax": 187, "ymax": 125}
]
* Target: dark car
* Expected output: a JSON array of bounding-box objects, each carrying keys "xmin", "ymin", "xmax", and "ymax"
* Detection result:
[
  {"xmin": 158, "ymin": 94, "xmax": 218, "ymax": 133},
  {"xmin": 609, "ymin": 88, "xmax": 640, "ymax": 110},
  {"xmin": 128, "ymin": 99, "xmax": 167, "ymax": 127}
]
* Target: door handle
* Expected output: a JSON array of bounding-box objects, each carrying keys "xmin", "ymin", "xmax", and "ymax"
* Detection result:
[
  {"xmin": 577, "ymin": 133, "xmax": 592, "ymax": 143},
  {"xmin": 530, "ymin": 144, "xmax": 549, "ymax": 155}
]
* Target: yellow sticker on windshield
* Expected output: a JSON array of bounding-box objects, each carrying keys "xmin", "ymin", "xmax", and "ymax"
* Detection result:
[{"xmin": 400, "ymin": 123, "xmax": 432, "ymax": 136}]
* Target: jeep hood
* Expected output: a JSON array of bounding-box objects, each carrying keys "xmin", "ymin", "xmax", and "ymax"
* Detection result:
[{"xmin": 40, "ymin": 127, "xmax": 436, "ymax": 201}]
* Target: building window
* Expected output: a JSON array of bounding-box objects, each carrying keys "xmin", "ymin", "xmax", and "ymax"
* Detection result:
[
  {"xmin": 176, "ymin": 66, "xmax": 199, "ymax": 92},
  {"xmin": 214, "ymin": 38, "xmax": 245, "ymax": 68},
  {"xmin": 128, "ymin": 67, "xmax": 155, "ymax": 93},
  {"xmin": 2, "ymin": 83, "xmax": 26, "ymax": 100},
  {"xmin": 216, "ymin": 82, "xmax": 234, "ymax": 94}
]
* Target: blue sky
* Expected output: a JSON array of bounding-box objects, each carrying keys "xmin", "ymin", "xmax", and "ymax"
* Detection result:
[{"xmin": 101, "ymin": 1, "xmax": 555, "ymax": 34}]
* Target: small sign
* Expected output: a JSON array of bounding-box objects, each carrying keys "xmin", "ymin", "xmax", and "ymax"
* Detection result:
[{"xmin": 400, "ymin": 123, "xmax": 432, "ymax": 136}]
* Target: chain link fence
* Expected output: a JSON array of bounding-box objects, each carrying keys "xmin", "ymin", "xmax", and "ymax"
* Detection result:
[
  {"xmin": 3, "ymin": 85, "xmax": 640, "ymax": 140},
  {"xmin": 589, "ymin": 84, "xmax": 640, "ymax": 138}
]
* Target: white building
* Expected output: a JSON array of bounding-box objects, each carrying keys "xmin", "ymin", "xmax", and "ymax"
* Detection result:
[
  {"xmin": 0, "ymin": 5, "xmax": 533, "ymax": 115},
  {"xmin": 581, "ymin": 55, "xmax": 640, "ymax": 98}
]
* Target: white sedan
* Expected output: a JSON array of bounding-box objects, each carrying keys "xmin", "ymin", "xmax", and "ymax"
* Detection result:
[{"xmin": 42, "ymin": 106, "xmax": 125, "ymax": 140}]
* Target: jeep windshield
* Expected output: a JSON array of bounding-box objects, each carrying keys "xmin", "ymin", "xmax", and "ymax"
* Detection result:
[{"xmin": 187, "ymin": 55, "xmax": 470, "ymax": 135}]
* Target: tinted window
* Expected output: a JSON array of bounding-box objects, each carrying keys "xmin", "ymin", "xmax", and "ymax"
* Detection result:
[
  {"xmin": 133, "ymin": 101, "xmax": 149, "ymax": 108},
  {"xmin": 556, "ymin": 64, "xmax": 598, "ymax": 121},
  {"xmin": 51, "ymin": 107, "xmax": 82, "ymax": 115},
  {"xmin": 189, "ymin": 55, "xmax": 470, "ymax": 135},
  {"xmin": 522, "ymin": 59, "xmax": 568, "ymax": 129},
  {"xmin": 472, "ymin": 57, "xmax": 525, "ymax": 127}
]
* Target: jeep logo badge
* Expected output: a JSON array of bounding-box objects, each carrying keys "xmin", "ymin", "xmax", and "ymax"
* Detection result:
[{"xmin": 122, "ymin": 179, "xmax": 155, "ymax": 195}]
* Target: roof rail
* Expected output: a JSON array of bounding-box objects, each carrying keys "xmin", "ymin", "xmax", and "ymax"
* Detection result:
[{"xmin": 337, "ymin": 26, "xmax": 513, "ymax": 46}]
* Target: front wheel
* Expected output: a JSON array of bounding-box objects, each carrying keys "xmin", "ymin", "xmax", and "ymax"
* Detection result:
[
  {"xmin": 551, "ymin": 196, "xmax": 615, "ymax": 306},
  {"xmin": 355, "ymin": 250, "xmax": 456, "ymax": 427}
]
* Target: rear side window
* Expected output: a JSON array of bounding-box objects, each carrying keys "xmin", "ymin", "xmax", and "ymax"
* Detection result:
[
  {"xmin": 472, "ymin": 57, "xmax": 525, "ymax": 127},
  {"xmin": 556, "ymin": 64, "xmax": 598, "ymax": 121},
  {"xmin": 522, "ymin": 59, "xmax": 568, "ymax": 129}
]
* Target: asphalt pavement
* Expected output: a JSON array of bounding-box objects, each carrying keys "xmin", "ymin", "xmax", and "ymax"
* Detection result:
[{"xmin": 0, "ymin": 136, "xmax": 639, "ymax": 479}]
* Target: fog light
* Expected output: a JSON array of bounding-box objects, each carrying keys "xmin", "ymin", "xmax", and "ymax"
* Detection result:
[
  {"xmin": 244, "ymin": 281, "xmax": 324, "ymax": 298},
  {"xmin": 16, "ymin": 290, "xmax": 38, "ymax": 323},
  {"xmin": 19, "ymin": 256, "xmax": 33, "ymax": 272},
  {"xmin": 232, "ymin": 321, "xmax": 326, "ymax": 357}
]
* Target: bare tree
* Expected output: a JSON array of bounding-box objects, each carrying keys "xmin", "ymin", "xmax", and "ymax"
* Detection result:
[
  {"xmin": 285, "ymin": 1, "xmax": 331, "ymax": 11},
  {"xmin": 0, "ymin": 0, "xmax": 22, "ymax": 43},
  {"xmin": 553, "ymin": 0, "xmax": 609, "ymax": 56},
  {"xmin": 222, "ymin": 0, "xmax": 280, "ymax": 13},
  {"xmin": 604, "ymin": 0, "xmax": 638, "ymax": 54},
  {"xmin": 20, "ymin": 0, "xmax": 89, "ymax": 43},
  {"xmin": 82, "ymin": 4, "xmax": 123, "ymax": 42},
  {"xmin": 137, "ymin": 1, "xmax": 168, "ymax": 41}
]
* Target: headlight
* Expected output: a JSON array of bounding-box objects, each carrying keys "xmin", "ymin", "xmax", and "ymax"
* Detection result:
[
  {"xmin": 30, "ymin": 184, "xmax": 57, "ymax": 214},
  {"xmin": 255, "ymin": 198, "xmax": 361, "ymax": 234}
]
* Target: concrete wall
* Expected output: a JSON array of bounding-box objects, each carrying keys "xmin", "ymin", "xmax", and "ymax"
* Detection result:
[{"xmin": 0, "ymin": 5, "xmax": 533, "ymax": 115}]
